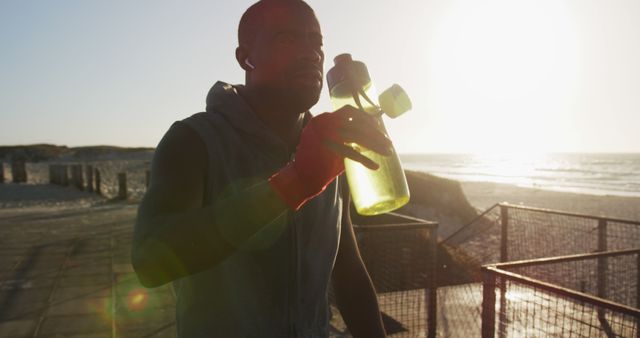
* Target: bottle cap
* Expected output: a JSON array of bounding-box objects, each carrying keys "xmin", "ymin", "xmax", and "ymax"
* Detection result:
[
  {"xmin": 326, "ymin": 53, "xmax": 372, "ymax": 97},
  {"xmin": 379, "ymin": 84, "xmax": 412, "ymax": 118}
]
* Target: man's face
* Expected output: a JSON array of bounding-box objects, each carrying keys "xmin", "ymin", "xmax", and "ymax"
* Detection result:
[{"xmin": 248, "ymin": 5, "xmax": 324, "ymax": 111}]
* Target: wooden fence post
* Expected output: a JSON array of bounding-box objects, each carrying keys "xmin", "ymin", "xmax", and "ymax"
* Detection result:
[
  {"xmin": 53, "ymin": 165, "xmax": 59, "ymax": 186},
  {"xmin": 94, "ymin": 168, "xmax": 101, "ymax": 195},
  {"xmin": 70, "ymin": 165, "xmax": 77, "ymax": 188},
  {"xmin": 51, "ymin": 164, "xmax": 62, "ymax": 185},
  {"xmin": 85, "ymin": 165, "xmax": 94, "ymax": 192},
  {"xmin": 57, "ymin": 165, "xmax": 61, "ymax": 185},
  {"xmin": 117, "ymin": 172, "xmax": 127, "ymax": 200},
  {"xmin": 71, "ymin": 164, "xmax": 84, "ymax": 190},
  {"xmin": 61, "ymin": 165, "xmax": 69, "ymax": 186},
  {"xmin": 78, "ymin": 164, "xmax": 85, "ymax": 190},
  {"xmin": 49, "ymin": 165, "xmax": 55, "ymax": 184},
  {"xmin": 11, "ymin": 159, "xmax": 27, "ymax": 183}
]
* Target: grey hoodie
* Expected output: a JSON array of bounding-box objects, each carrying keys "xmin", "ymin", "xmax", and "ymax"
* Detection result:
[{"xmin": 173, "ymin": 81, "xmax": 343, "ymax": 337}]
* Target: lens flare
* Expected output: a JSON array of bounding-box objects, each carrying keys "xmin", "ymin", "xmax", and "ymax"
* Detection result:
[{"xmin": 127, "ymin": 288, "xmax": 149, "ymax": 311}]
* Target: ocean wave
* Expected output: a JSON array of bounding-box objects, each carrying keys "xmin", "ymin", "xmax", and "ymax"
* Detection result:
[{"xmin": 402, "ymin": 153, "xmax": 640, "ymax": 197}]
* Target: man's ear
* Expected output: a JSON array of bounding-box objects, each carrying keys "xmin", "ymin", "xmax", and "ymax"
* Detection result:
[{"xmin": 236, "ymin": 46, "xmax": 252, "ymax": 72}]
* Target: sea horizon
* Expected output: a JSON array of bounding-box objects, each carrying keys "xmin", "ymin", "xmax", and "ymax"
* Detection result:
[{"xmin": 400, "ymin": 152, "xmax": 640, "ymax": 198}]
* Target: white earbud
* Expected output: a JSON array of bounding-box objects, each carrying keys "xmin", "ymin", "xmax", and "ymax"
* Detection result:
[{"xmin": 244, "ymin": 58, "xmax": 255, "ymax": 70}]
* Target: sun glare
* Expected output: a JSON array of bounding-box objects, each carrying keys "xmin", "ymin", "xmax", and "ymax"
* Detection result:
[{"xmin": 427, "ymin": 0, "xmax": 580, "ymax": 155}]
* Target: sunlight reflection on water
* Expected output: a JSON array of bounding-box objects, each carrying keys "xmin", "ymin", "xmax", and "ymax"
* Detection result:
[{"xmin": 402, "ymin": 153, "xmax": 640, "ymax": 197}]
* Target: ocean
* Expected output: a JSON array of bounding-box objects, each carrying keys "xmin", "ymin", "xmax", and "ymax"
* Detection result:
[{"xmin": 400, "ymin": 153, "xmax": 640, "ymax": 197}]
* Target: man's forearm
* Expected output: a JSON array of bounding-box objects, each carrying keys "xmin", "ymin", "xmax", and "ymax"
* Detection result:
[
  {"xmin": 333, "ymin": 260, "xmax": 387, "ymax": 338},
  {"xmin": 133, "ymin": 179, "xmax": 288, "ymax": 287}
]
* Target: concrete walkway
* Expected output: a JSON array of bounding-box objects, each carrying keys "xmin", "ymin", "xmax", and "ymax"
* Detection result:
[{"xmin": 0, "ymin": 203, "xmax": 176, "ymax": 338}]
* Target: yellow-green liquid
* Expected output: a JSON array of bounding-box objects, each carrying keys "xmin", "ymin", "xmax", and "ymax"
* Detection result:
[
  {"xmin": 330, "ymin": 82, "xmax": 410, "ymax": 215},
  {"xmin": 344, "ymin": 145, "xmax": 410, "ymax": 215}
]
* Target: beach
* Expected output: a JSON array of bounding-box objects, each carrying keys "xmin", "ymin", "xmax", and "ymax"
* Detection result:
[{"xmin": 460, "ymin": 181, "xmax": 640, "ymax": 221}]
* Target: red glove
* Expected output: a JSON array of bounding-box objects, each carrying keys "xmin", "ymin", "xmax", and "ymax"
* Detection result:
[{"xmin": 269, "ymin": 106, "xmax": 391, "ymax": 210}]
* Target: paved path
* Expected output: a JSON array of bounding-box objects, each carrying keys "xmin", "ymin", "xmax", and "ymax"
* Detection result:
[
  {"xmin": 0, "ymin": 185, "xmax": 438, "ymax": 338},
  {"xmin": 0, "ymin": 202, "xmax": 176, "ymax": 338}
]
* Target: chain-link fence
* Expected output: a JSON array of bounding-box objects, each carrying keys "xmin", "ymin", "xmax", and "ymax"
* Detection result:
[
  {"xmin": 481, "ymin": 249, "xmax": 640, "ymax": 337},
  {"xmin": 330, "ymin": 216, "xmax": 438, "ymax": 338},
  {"xmin": 438, "ymin": 203, "xmax": 640, "ymax": 337}
]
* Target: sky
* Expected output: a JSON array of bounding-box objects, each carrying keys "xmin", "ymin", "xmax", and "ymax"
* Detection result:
[{"xmin": 1, "ymin": 0, "xmax": 639, "ymax": 154}]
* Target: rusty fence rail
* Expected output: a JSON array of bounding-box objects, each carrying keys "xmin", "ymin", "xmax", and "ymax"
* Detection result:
[
  {"xmin": 481, "ymin": 249, "xmax": 640, "ymax": 337},
  {"xmin": 438, "ymin": 203, "xmax": 640, "ymax": 337}
]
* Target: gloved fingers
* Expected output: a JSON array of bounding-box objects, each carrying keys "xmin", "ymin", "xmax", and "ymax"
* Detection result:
[
  {"xmin": 312, "ymin": 106, "xmax": 383, "ymax": 144},
  {"xmin": 336, "ymin": 124, "xmax": 392, "ymax": 157},
  {"xmin": 333, "ymin": 105, "xmax": 381, "ymax": 130},
  {"xmin": 331, "ymin": 105, "xmax": 392, "ymax": 153},
  {"xmin": 323, "ymin": 140, "xmax": 379, "ymax": 170},
  {"xmin": 308, "ymin": 113, "xmax": 343, "ymax": 142}
]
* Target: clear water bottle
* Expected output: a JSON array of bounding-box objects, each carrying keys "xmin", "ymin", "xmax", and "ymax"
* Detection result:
[{"xmin": 326, "ymin": 54, "xmax": 411, "ymax": 215}]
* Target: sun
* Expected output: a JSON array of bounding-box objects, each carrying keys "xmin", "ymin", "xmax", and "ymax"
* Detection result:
[{"xmin": 426, "ymin": 0, "xmax": 580, "ymax": 155}]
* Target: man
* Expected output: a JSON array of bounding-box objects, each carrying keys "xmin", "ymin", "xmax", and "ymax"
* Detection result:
[{"xmin": 132, "ymin": 0, "xmax": 390, "ymax": 336}]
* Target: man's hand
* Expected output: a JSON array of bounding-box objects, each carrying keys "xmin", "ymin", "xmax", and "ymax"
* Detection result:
[
  {"xmin": 269, "ymin": 105, "xmax": 392, "ymax": 210},
  {"xmin": 333, "ymin": 183, "xmax": 387, "ymax": 338}
]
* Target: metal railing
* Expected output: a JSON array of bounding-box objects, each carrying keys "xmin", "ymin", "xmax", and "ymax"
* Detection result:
[
  {"xmin": 330, "ymin": 213, "xmax": 439, "ymax": 338},
  {"xmin": 481, "ymin": 249, "xmax": 640, "ymax": 337},
  {"xmin": 438, "ymin": 203, "xmax": 640, "ymax": 337},
  {"xmin": 444, "ymin": 202, "xmax": 640, "ymax": 264}
]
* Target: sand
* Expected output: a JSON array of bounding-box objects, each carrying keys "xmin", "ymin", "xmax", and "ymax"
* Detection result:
[
  {"xmin": 460, "ymin": 181, "xmax": 640, "ymax": 222},
  {"xmin": 0, "ymin": 183, "xmax": 104, "ymax": 209}
]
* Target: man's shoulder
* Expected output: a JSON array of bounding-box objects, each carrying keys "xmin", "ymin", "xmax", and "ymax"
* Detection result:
[
  {"xmin": 178, "ymin": 110, "xmax": 231, "ymax": 139},
  {"xmin": 172, "ymin": 108, "xmax": 237, "ymax": 164},
  {"xmin": 152, "ymin": 121, "xmax": 208, "ymax": 181},
  {"xmin": 161, "ymin": 121, "xmax": 206, "ymax": 153},
  {"xmin": 181, "ymin": 110, "xmax": 224, "ymax": 125}
]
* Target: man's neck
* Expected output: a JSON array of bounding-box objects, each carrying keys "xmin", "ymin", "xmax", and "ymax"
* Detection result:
[{"xmin": 238, "ymin": 85, "xmax": 306, "ymax": 151}]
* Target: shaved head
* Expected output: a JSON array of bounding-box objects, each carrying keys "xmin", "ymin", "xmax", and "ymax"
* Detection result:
[
  {"xmin": 238, "ymin": 0, "xmax": 315, "ymax": 47},
  {"xmin": 235, "ymin": 0, "xmax": 324, "ymax": 114}
]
